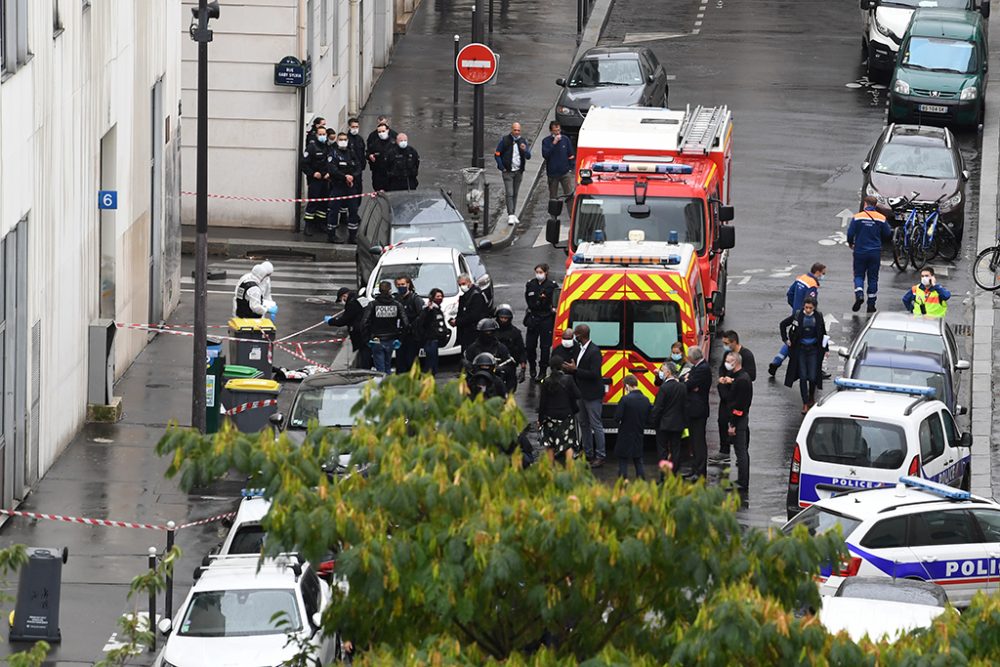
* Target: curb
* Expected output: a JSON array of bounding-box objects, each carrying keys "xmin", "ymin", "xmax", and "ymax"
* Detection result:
[
  {"xmin": 482, "ymin": 0, "xmax": 615, "ymax": 251},
  {"xmin": 181, "ymin": 235, "xmax": 357, "ymax": 262},
  {"xmin": 970, "ymin": 14, "xmax": 999, "ymax": 499}
]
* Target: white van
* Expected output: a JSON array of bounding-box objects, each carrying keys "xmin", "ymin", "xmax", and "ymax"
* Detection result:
[{"xmin": 785, "ymin": 379, "xmax": 971, "ymax": 519}]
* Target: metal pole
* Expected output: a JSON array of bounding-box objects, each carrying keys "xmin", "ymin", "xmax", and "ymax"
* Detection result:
[
  {"xmin": 191, "ymin": 0, "xmax": 211, "ymax": 433},
  {"xmin": 483, "ymin": 180, "xmax": 490, "ymax": 234},
  {"xmin": 577, "ymin": 0, "xmax": 582, "ymax": 35},
  {"xmin": 294, "ymin": 89, "xmax": 306, "ymax": 232},
  {"xmin": 453, "ymin": 35, "xmax": 460, "ymax": 124},
  {"xmin": 488, "ymin": 0, "xmax": 494, "ymax": 44},
  {"xmin": 147, "ymin": 547, "xmax": 158, "ymax": 652},
  {"xmin": 472, "ymin": 6, "xmax": 485, "ymax": 169},
  {"xmin": 164, "ymin": 521, "xmax": 176, "ymax": 620}
]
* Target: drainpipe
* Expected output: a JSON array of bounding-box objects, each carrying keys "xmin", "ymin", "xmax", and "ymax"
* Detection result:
[
  {"xmin": 297, "ymin": 0, "xmax": 307, "ymax": 61},
  {"xmin": 349, "ymin": 0, "xmax": 361, "ymax": 114}
]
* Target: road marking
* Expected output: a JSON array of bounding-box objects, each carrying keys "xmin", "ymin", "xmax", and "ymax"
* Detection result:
[
  {"xmin": 622, "ymin": 32, "xmax": 687, "ymax": 43},
  {"xmin": 104, "ymin": 612, "xmax": 160, "ymax": 654},
  {"xmin": 837, "ymin": 208, "xmax": 855, "ymax": 228},
  {"xmin": 532, "ymin": 222, "xmax": 569, "ymax": 247},
  {"xmin": 737, "ymin": 275, "xmax": 751, "ymax": 286}
]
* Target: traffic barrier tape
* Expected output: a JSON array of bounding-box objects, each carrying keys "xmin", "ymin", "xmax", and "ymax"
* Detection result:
[
  {"xmin": 225, "ymin": 399, "xmax": 279, "ymax": 416},
  {"xmin": 0, "ymin": 507, "xmax": 236, "ymax": 531},
  {"xmin": 114, "ymin": 322, "xmax": 346, "ymax": 346},
  {"xmin": 181, "ymin": 190, "xmax": 380, "ymax": 204},
  {"xmin": 275, "ymin": 342, "xmax": 333, "ymax": 372}
]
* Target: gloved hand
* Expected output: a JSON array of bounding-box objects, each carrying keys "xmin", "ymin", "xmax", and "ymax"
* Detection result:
[
  {"xmin": 392, "ymin": 339, "xmax": 402, "ymax": 350},
  {"xmin": 324, "ymin": 315, "xmax": 334, "ymax": 325},
  {"xmin": 266, "ymin": 304, "xmax": 278, "ymax": 320}
]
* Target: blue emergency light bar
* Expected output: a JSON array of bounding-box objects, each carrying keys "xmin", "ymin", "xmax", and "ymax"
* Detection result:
[
  {"xmin": 571, "ymin": 253, "xmax": 681, "ymax": 266},
  {"xmin": 833, "ymin": 377, "xmax": 936, "ymax": 398},
  {"xmin": 241, "ymin": 488, "xmax": 266, "ymax": 498},
  {"xmin": 590, "ymin": 161, "xmax": 694, "ymax": 175},
  {"xmin": 898, "ymin": 475, "xmax": 971, "ymax": 500}
]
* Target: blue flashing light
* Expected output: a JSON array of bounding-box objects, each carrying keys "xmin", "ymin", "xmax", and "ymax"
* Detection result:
[
  {"xmin": 898, "ymin": 475, "xmax": 971, "ymax": 500},
  {"xmin": 668, "ymin": 230, "xmax": 679, "ymax": 244},
  {"xmin": 658, "ymin": 164, "xmax": 694, "ymax": 174},
  {"xmin": 666, "ymin": 254, "xmax": 681, "ymax": 265},
  {"xmin": 594, "ymin": 229, "xmax": 605, "ymax": 243},
  {"xmin": 833, "ymin": 377, "xmax": 936, "ymax": 398},
  {"xmin": 572, "ymin": 253, "xmax": 584, "ymax": 263},
  {"xmin": 590, "ymin": 162, "xmax": 694, "ymax": 175},
  {"xmin": 241, "ymin": 488, "xmax": 266, "ymax": 498}
]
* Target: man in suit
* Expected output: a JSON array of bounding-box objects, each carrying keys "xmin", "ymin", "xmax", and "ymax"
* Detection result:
[
  {"xmin": 562, "ymin": 324, "xmax": 606, "ymax": 467},
  {"xmin": 650, "ymin": 363, "xmax": 687, "ymax": 480},
  {"xmin": 681, "ymin": 346, "xmax": 711, "ymax": 480}
]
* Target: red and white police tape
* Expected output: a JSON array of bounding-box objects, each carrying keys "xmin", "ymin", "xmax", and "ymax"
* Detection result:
[
  {"xmin": 275, "ymin": 342, "xmax": 332, "ymax": 371},
  {"xmin": 180, "ymin": 190, "xmax": 379, "ymax": 204},
  {"xmin": 114, "ymin": 322, "xmax": 346, "ymax": 347},
  {"xmin": 0, "ymin": 507, "xmax": 236, "ymax": 531},
  {"xmin": 225, "ymin": 398, "xmax": 278, "ymax": 416}
]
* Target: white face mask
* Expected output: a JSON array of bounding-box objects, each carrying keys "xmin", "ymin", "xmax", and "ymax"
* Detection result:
[
  {"xmin": 349, "ymin": 127, "xmax": 359, "ymax": 135},
  {"xmin": 724, "ymin": 362, "xmax": 735, "ymax": 372},
  {"xmin": 459, "ymin": 284, "xmax": 470, "ymax": 293},
  {"xmin": 398, "ymin": 141, "xmax": 408, "ymax": 149},
  {"xmin": 337, "ymin": 140, "xmax": 348, "ymax": 149},
  {"xmin": 921, "ymin": 276, "xmax": 932, "ymax": 287},
  {"xmin": 561, "ymin": 339, "xmax": 574, "ymax": 349},
  {"xmin": 378, "ymin": 131, "xmax": 389, "ymax": 140},
  {"xmin": 657, "ymin": 370, "xmax": 666, "ymax": 381},
  {"xmin": 535, "ymin": 272, "xmax": 546, "ymax": 281}
]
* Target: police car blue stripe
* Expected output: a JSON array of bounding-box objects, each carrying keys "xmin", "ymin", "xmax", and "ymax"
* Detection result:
[{"xmin": 799, "ymin": 473, "xmax": 889, "ymax": 504}]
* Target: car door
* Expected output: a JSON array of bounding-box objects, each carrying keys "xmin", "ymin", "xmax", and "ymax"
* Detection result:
[
  {"xmin": 940, "ymin": 408, "xmax": 970, "ymax": 485},
  {"xmin": 968, "ymin": 508, "xmax": 1000, "ymax": 594},
  {"xmin": 856, "ymin": 514, "xmax": 912, "ymax": 578},
  {"xmin": 906, "ymin": 509, "xmax": 989, "ymax": 606},
  {"xmin": 917, "ymin": 411, "xmax": 950, "ymax": 484}
]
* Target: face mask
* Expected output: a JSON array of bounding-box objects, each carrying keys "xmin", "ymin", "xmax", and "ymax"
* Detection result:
[
  {"xmin": 921, "ymin": 276, "xmax": 932, "ymax": 287},
  {"xmin": 724, "ymin": 362, "xmax": 735, "ymax": 372},
  {"xmin": 459, "ymin": 284, "xmax": 470, "ymax": 293},
  {"xmin": 349, "ymin": 127, "xmax": 359, "ymax": 135},
  {"xmin": 317, "ymin": 135, "xmax": 327, "ymax": 143},
  {"xmin": 657, "ymin": 370, "xmax": 666, "ymax": 381},
  {"xmin": 535, "ymin": 272, "xmax": 546, "ymax": 281},
  {"xmin": 670, "ymin": 353, "xmax": 682, "ymax": 362},
  {"xmin": 396, "ymin": 286, "xmax": 407, "ymax": 295},
  {"xmin": 337, "ymin": 140, "xmax": 348, "ymax": 149},
  {"xmin": 378, "ymin": 131, "xmax": 389, "ymax": 140},
  {"xmin": 399, "ymin": 141, "xmax": 408, "ymax": 149},
  {"xmin": 722, "ymin": 344, "xmax": 732, "ymax": 353},
  {"xmin": 817, "ymin": 274, "xmax": 824, "ymax": 283},
  {"xmin": 560, "ymin": 339, "xmax": 574, "ymax": 349}
]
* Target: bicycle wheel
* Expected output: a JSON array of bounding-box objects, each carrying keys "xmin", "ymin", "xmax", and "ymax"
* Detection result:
[
  {"xmin": 891, "ymin": 227, "xmax": 908, "ymax": 271},
  {"xmin": 936, "ymin": 223, "xmax": 960, "ymax": 262},
  {"xmin": 909, "ymin": 223, "xmax": 937, "ymax": 269},
  {"xmin": 973, "ymin": 245, "xmax": 1000, "ymax": 291}
]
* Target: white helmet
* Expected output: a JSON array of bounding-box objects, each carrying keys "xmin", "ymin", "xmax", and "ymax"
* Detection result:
[{"xmin": 252, "ymin": 261, "xmax": 274, "ymax": 279}]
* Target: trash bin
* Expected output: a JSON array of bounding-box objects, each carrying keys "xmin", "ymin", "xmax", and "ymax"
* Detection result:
[
  {"xmin": 9, "ymin": 547, "xmax": 69, "ymax": 643},
  {"xmin": 224, "ymin": 378, "xmax": 281, "ymax": 432},
  {"xmin": 206, "ymin": 338, "xmax": 224, "ymax": 434},
  {"xmin": 220, "ymin": 365, "xmax": 263, "ymax": 416},
  {"xmin": 461, "ymin": 167, "xmax": 486, "ymax": 232},
  {"xmin": 227, "ymin": 317, "xmax": 277, "ymax": 378}
]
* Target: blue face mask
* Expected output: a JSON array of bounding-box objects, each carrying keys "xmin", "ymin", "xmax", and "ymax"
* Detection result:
[
  {"xmin": 671, "ymin": 353, "xmax": 682, "ymax": 362},
  {"xmin": 316, "ymin": 135, "xmax": 327, "ymax": 143},
  {"xmin": 722, "ymin": 344, "xmax": 732, "ymax": 353}
]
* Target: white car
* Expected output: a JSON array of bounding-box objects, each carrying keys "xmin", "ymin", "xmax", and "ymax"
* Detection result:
[
  {"xmin": 362, "ymin": 244, "xmax": 482, "ymax": 356},
  {"xmin": 784, "ymin": 476, "xmax": 1000, "ymax": 607},
  {"xmin": 819, "ymin": 577, "xmax": 949, "ymax": 642},
  {"xmin": 155, "ymin": 555, "xmax": 340, "ymax": 667},
  {"xmin": 785, "ymin": 379, "xmax": 971, "ymax": 519}
]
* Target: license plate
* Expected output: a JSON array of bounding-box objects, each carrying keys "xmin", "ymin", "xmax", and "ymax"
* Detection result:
[{"xmin": 918, "ymin": 104, "xmax": 948, "ymax": 114}]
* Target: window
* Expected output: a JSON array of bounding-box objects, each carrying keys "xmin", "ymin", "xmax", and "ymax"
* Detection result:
[
  {"xmin": 569, "ymin": 301, "xmax": 622, "ymax": 348},
  {"xmin": 375, "ymin": 262, "xmax": 457, "ymax": 297},
  {"xmin": 860, "ymin": 516, "xmax": 908, "ymax": 549},
  {"xmin": 629, "ymin": 301, "xmax": 680, "ymax": 361},
  {"xmin": 941, "ymin": 409, "xmax": 960, "ymax": 445},
  {"xmin": 568, "ymin": 57, "xmax": 644, "ymax": 87},
  {"xmin": 902, "ymin": 36, "xmax": 977, "ymax": 75},
  {"xmin": 331, "ymin": 0, "xmax": 340, "ymax": 75},
  {"xmin": 2, "ymin": 0, "xmax": 30, "ymax": 74},
  {"xmin": 858, "ymin": 330, "xmax": 945, "ymax": 357},
  {"xmin": 179, "ymin": 589, "xmax": 301, "ymax": 637},
  {"xmin": 573, "ymin": 196, "xmax": 706, "ymax": 251},
  {"xmin": 970, "ymin": 509, "xmax": 1000, "ymax": 543},
  {"xmin": 781, "ymin": 505, "xmax": 862, "ymax": 539},
  {"xmin": 300, "ymin": 569, "xmax": 322, "ymax": 623},
  {"xmin": 874, "ymin": 143, "xmax": 958, "ymax": 179},
  {"xmin": 918, "ymin": 414, "xmax": 946, "ymax": 463},
  {"xmin": 806, "ymin": 418, "xmax": 907, "ymax": 469},
  {"xmin": 227, "ymin": 525, "xmax": 266, "ymax": 554},
  {"xmin": 908, "ymin": 510, "xmax": 980, "ymax": 547}
]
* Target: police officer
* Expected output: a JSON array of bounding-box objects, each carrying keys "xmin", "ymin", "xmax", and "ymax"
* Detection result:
[
  {"xmin": 300, "ymin": 126, "xmax": 330, "ymax": 237},
  {"xmin": 524, "ymin": 263, "xmax": 559, "ymax": 382},
  {"xmin": 305, "ymin": 116, "xmax": 325, "ymax": 146},
  {"xmin": 233, "ymin": 261, "xmax": 274, "ymax": 318},
  {"xmin": 387, "ymin": 133, "xmax": 420, "ymax": 191},
  {"xmin": 324, "ymin": 287, "xmax": 371, "ymax": 369},
  {"xmin": 327, "ymin": 131, "xmax": 362, "ymax": 244},
  {"xmin": 847, "ymin": 195, "xmax": 893, "ymax": 313},
  {"xmin": 364, "ymin": 280, "xmax": 409, "ymax": 374},
  {"xmin": 768, "ymin": 262, "xmax": 825, "ymax": 377},
  {"xmin": 394, "ymin": 276, "xmax": 424, "ymax": 372},
  {"xmin": 463, "ymin": 319, "xmax": 517, "ymax": 392},
  {"xmin": 450, "ymin": 274, "xmax": 490, "ymax": 352},
  {"xmin": 494, "ymin": 304, "xmax": 527, "ymax": 383},
  {"xmin": 346, "ymin": 117, "xmax": 366, "ymax": 192},
  {"xmin": 903, "ymin": 267, "xmax": 950, "ymax": 318},
  {"xmin": 466, "ymin": 352, "xmax": 508, "ymax": 400},
  {"xmin": 366, "ymin": 121, "xmax": 396, "ymax": 191}
]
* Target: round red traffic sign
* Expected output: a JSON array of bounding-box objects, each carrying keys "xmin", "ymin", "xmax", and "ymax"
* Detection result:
[{"xmin": 456, "ymin": 42, "xmax": 498, "ymax": 85}]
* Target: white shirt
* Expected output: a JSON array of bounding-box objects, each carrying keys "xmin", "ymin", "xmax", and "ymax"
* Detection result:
[
  {"xmin": 576, "ymin": 340, "xmax": 589, "ymax": 366},
  {"xmin": 511, "ymin": 136, "xmax": 521, "ymax": 171}
]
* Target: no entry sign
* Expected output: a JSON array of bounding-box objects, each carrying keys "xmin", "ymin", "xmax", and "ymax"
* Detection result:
[{"xmin": 456, "ymin": 42, "xmax": 498, "ymax": 85}]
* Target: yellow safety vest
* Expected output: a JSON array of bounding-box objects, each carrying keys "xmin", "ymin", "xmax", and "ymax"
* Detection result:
[{"xmin": 912, "ymin": 285, "xmax": 947, "ymax": 318}]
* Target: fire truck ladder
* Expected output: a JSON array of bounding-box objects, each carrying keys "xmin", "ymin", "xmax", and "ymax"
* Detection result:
[{"xmin": 678, "ymin": 105, "xmax": 728, "ymax": 155}]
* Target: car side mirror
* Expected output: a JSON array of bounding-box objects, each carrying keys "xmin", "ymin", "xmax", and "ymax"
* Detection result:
[
  {"xmin": 269, "ymin": 412, "xmax": 285, "ymax": 428},
  {"xmin": 312, "ymin": 612, "xmax": 322, "ymax": 629},
  {"xmin": 837, "ymin": 346, "xmax": 850, "ymax": 358},
  {"xmin": 647, "ymin": 74, "xmax": 655, "ymax": 84},
  {"xmin": 955, "ymin": 359, "xmax": 971, "ymax": 371},
  {"xmin": 546, "ymin": 217, "xmax": 561, "ymax": 245},
  {"xmin": 982, "ymin": 0, "xmax": 991, "ymax": 19},
  {"xmin": 477, "ymin": 239, "xmax": 493, "ymax": 251},
  {"xmin": 627, "ymin": 204, "xmax": 651, "ymax": 218},
  {"xmin": 860, "ymin": 0, "xmax": 876, "ymax": 9},
  {"xmin": 956, "ymin": 404, "xmax": 968, "ymax": 416},
  {"xmin": 556, "ymin": 77, "xmax": 566, "ymax": 87},
  {"xmin": 708, "ymin": 290, "xmax": 723, "ymax": 314},
  {"xmin": 960, "ymin": 431, "xmax": 973, "ymax": 448},
  {"xmin": 962, "ymin": 169, "xmax": 971, "ymax": 181},
  {"xmin": 368, "ymin": 245, "xmax": 382, "ymax": 256},
  {"xmin": 157, "ymin": 618, "xmax": 173, "ymax": 636},
  {"xmin": 718, "ymin": 205, "xmax": 735, "ymax": 222},
  {"xmin": 861, "ymin": 160, "xmax": 870, "ymax": 173},
  {"xmin": 715, "ymin": 224, "xmax": 735, "ymax": 250},
  {"xmin": 548, "ymin": 198, "xmax": 564, "ymax": 218}
]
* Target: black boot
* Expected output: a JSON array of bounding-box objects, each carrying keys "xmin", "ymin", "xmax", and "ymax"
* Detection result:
[
  {"xmin": 866, "ymin": 299, "xmax": 877, "ymax": 313},
  {"xmin": 852, "ymin": 294, "xmax": 863, "ymax": 312},
  {"xmin": 302, "ymin": 219, "xmax": 314, "ymax": 236},
  {"xmin": 348, "ymin": 229, "xmax": 357, "ymax": 244}
]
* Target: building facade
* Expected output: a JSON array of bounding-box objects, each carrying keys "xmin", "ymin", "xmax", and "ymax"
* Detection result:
[
  {"xmin": 179, "ymin": 0, "xmax": 395, "ymax": 229},
  {"xmin": 0, "ymin": 0, "xmax": 182, "ymax": 507}
]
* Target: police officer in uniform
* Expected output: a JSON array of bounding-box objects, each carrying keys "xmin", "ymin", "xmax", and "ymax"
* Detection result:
[
  {"xmin": 327, "ymin": 131, "xmax": 362, "ymax": 244},
  {"xmin": 387, "ymin": 133, "xmax": 420, "ymax": 191},
  {"xmin": 466, "ymin": 353, "xmax": 508, "ymax": 400},
  {"xmin": 463, "ymin": 319, "xmax": 517, "ymax": 392},
  {"xmin": 494, "ymin": 304, "xmax": 527, "ymax": 384},
  {"xmin": 324, "ymin": 287, "xmax": 371, "ymax": 369},
  {"xmin": 233, "ymin": 261, "xmax": 274, "ymax": 317},
  {"xmin": 364, "ymin": 280, "xmax": 409, "ymax": 374},
  {"xmin": 300, "ymin": 126, "xmax": 330, "ymax": 237},
  {"xmin": 346, "ymin": 117, "xmax": 366, "ymax": 192},
  {"xmin": 524, "ymin": 263, "xmax": 559, "ymax": 382}
]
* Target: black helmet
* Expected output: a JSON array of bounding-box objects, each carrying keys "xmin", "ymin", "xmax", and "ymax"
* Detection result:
[
  {"xmin": 495, "ymin": 304, "xmax": 514, "ymax": 319},
  {"xmin": 473, "ymin": 352, "xmax": 496, "ymax": 369},
  {"xmin": 477, "ymin": 318, "xmax": 499, "ymax": 332}
]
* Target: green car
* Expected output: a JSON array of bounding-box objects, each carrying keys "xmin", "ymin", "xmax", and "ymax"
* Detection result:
[{"xmin": 888, "ymin": 8, "xmax": 988, "ymax": 127}]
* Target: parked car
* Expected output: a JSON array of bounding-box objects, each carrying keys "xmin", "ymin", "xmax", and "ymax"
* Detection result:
[
  {"xmin": 888, "ymin": 8, "xmax": 989, "ymax": 128},
  {"xmin": 849, "ymin": 348, "xmax": 964, "ymax": 415},
  {"xmin": 861, "ymin": 123, "xmax": 969, "ymax": 238},
  {"xmin": 820, "ymin": 577, "xmax": 950, "ymax": 641},
  {"xmin": 355, "ymin": 189, "xmax": 493, "ymax": 301},
  {"xmin": 269, "ymin": 369, "xmax": 382, "ymax": 445},
  {"xmin": 554, "ymin": 46, "xmax": 669, "ymax": 135}
]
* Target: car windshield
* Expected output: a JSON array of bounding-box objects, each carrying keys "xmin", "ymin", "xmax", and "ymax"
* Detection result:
[
  {"xmin": 853, "ymin": 366, "xmax": 947, "ymax": 403},
  {"xmin": 179, "ymin": 589, "xmax": 300, "ymax": 637},
  {"xmin": 885, "ymin": 0, "xmax": 970, "ymax": 7},
  {"xmin": 568, "ymin": 58, "xmax": 644, "ymax": 87},
  {"xmin": 902, "ymin": 36, "xmax": 977, "ymax": 74},
  {"xmin": 858, "ymin": 329, "xmax": 945, "ymax": 356},
  {"xmin": 289, "ymin": 385, "xmax": 364, "ymax": 429},
  {"xmin": 835, "ymin": 579, "xmax": 947, "ymax": 607},
  {"xmin": 783, "ymin": 505, "xmax": 862, "ymax": 539},
  {"xmin": 227, "ymin": 525, "xmax": 266, "ymax": 554},
  {"xmin": 391, "ymin": 222, "xmax": 475, "ymax": 254},
  {"xmin": 874, "ymin": 143, "xmax": 957, "ymax": 179},
  {"xmin": 567, "ymin": 300, "xmax": 682, "ymax": 361},
  {"xmin": 573, "ymin": 196, "xmax": 705, "ymax": 251},
  {"xmin": 376, "ymin": 262, "xmax": 457, "ymax": 297},
  {"xmin": 807, "ymin": 417, "xmax": 908, "ymax": 470}
]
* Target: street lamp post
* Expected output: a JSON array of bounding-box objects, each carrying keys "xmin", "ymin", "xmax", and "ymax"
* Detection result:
[{"xmin": 190, "ymin": 0, "xmax": 220, "ymax": 433}]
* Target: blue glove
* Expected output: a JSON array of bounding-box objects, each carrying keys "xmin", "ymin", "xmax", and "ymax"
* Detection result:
[
  {"xmin": 267, "ymin": 304, "xmax": 278, "ymax": 317},
  {"xmin": 324, "ymin": 315, "xmax": 334, "ymax": 325},
  {"xmin": 392, "ymin": 339, "xmax": 402, "ymax": 350}
]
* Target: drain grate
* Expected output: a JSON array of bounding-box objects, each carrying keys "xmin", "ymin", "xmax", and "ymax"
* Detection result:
[{"xmin": 952, "ymin": 324, "xmax": 972, "ymax": 337}]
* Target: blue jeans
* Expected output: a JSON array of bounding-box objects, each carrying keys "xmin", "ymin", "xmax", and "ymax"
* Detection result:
[
  {"xmin": 853, "ymin": 251, "xmax": 881, "ymax": 302},
  {"xmin": 797, "ymin": 346, "xmax": 820, "ymax": 403},
  {"xmin": 370, "ymin": 339, "xmax": 397, "ymax": 373},
  {"xmin": 421, "ymin": 340, "xmax": 440, "ymax": 375}
]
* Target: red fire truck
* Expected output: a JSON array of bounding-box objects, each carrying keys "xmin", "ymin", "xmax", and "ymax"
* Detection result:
[{"xmin": 546, "ymin": 105, "xmax": 736, "ymax": 331}]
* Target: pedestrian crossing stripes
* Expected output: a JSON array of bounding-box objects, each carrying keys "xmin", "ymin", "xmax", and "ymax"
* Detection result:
[{"xmin": 181, "ymin": 258, "xmax": 357, "ymax": 298}]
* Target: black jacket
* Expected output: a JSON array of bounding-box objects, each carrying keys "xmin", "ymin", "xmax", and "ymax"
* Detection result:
[
  {"xmin": 569, "ymin": 341, "xmax": 604, "ymax": 401},
  {"xmin": 718, "ymin": 346, "xmax": 756, "ymax": 403},
  {"xmin": 650, "ymin": 379, "xmax": 687, "ymax": 433},
  {"xmin": 615, "ymin": 390, "xmax": 651, "ymax": 458},
  {"xmin": 414, "ymin": 305, "xmax": 450, "ymax": 346},
  {"xmin": 495, "ymin": 323, "xmax": 526, "ymax": 364},
  {"xmin": 301, "ymin": 139, "xmax": 329, "ymax": 182},
  {"xmin": 468, "ymin": 369, "xmax": 507, "ymax": 400},
  {"xmin": 464, "ymin": 336, "xmax": 516, "ymax": 391},
  {"xmin": 395, "ymin": 291, "xmax": 425, "ymax": 332},
  {"xmin": 550, "ymin": 341, "xmax": 579, "ymax": 368},
  {"xmin": 720, "ymin": 370, "xmax": 753, "ymax": 423},
  {"xmin": 524, "ymin": 277, "xmax": 559, "ymax": 326},
  {"xmin": 328, "ymin": 292, "xmax": 366, "ymax": 347},
  {"xmin": 347, "ymin": 133, "xmax": 367, "ymax": 172},
  {"xmin": 365, "ymin": 294, "xmax": 408, "ymax": 338},
  {"xmin": 387, "ymin": 145, "xmax": 420, "ymax": 191},
  {"xmin": 682, "ymin": 360, "xmax": 712, "ymax": 420},
  {"xmin": 538, "ymin": 371, "xmax": 580, "ymax": 420},
  {"xmin": 366, "ymin": 133, "xmax": 397, "ymax": 178},
  {"xmin": 780, "ymin": 310, "xmax": 827, "ymax": 390},
  {"xmin": 494, "ymin": 133, "xmax": 531, "ymax": 172},
  {"xmin": 327, "ymin": 146, "xmax": 361, "ymax": 192},
  {"xmin": 455, "ymin": 286, "xmax": 491, "ymax": 349}
]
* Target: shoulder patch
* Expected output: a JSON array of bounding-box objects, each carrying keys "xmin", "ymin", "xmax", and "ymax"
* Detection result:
[{"xmin": 303, "ymin": 150, "xmax": 309, "ymax": 157}]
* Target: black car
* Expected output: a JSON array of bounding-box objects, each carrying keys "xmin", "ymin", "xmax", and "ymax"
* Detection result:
[
  {"xmin": 554, "ymin": 46, "xmax": 669, "ymax": 135},
  {"xmin": 269, "ymin": 369, "xmax": 383, "ymax": 446},
  {"xmin": 355, "ymin": 190, "xmax": 493, "ymax": 300},
  {"xmin": 861, "ymin": 123, "xmax": 969, "ymax": 239}
]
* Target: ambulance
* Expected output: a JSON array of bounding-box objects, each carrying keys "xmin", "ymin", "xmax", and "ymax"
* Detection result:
[
  {"xmin": 553, "ymin": 235, "xmax": 710, "ymax": 428},
  {"xmin": 545, "ymin": 105, "xmax": 736, "ymax": 332}
]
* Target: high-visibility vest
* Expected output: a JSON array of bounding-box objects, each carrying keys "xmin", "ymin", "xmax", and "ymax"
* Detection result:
[{"xmin": 912, "ymin": 285, "xmax": 947, "ymax": 318}]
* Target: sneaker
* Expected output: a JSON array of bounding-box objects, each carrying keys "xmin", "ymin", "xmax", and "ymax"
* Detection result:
[
  {"xmin": 507, "ymin": 214, "xmax": 517, "ymax": 225},
  {"xmin": 821, "ymin": 370, "xmax": 832, "ymax": 380},
  {"xmin": 866, "ymin": 301, "xmax": 877, "ymax": 313},
  {"xmin": 767, "ymin": 362, "xmax": 778, "ymax": 378},
  {"xmin": 851, "ymin": 296, "xmax": 863, "ymax": 312}
]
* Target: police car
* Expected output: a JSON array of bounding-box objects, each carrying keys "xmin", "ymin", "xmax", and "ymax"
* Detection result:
[
  {"xmin": 783, "ymin": 476, "xmax": 1000, "ymax": 608},
  {"xmin": 786, "ymin": 379, "xmax": 972, "ymax": 519}
]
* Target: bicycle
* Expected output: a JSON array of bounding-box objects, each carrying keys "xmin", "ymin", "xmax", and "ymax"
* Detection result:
[
  {"xmin": 887, "ymin": 192, "xmax": 956, "ymax": 271},
  {"xmin": 973, "ymin": 240, "xmax": 1000, "ymax": 291}
]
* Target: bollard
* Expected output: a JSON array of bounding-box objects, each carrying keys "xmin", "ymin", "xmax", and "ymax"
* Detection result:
[
  {"xmin": 165, "ymin": 521, "xmax": 176, "ymax": 620},
  {"xmin": 453, "ymin": 35, "xmax": 460, "ymax": 119},
  {"xmin": 147, "ymin": 547, "xmax": 157, "ymax": 653}
]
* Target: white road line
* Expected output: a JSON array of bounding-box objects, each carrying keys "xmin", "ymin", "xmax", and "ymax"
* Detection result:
[{"xmin": 737, "ymin": 275, "xmax": 751, "ymax": 286}]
